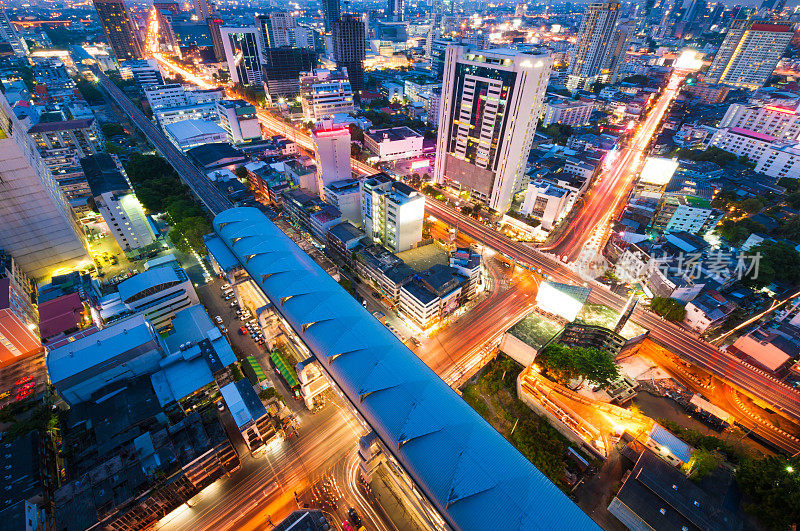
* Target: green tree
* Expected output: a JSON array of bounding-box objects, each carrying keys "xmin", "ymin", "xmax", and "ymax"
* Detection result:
[
  {"xmin": 717, "ymin": 218, "xmax": 767, "ymax": 245},
  {"xmin": 621, "ymin": 75, "xmax": 649, "ymax": 85},
  {"xmin": 683, "ymin": 448, "xmax": 722, "ymax": 481},
  {"xmin": 541, "ymin": 123, "xmax": 574, "ymax": 145},
  {"xmin": 676, "ymin": 146, "xmax": 737, "ymax": 166},
  {"xmin": 747, "ymin": 241, "xmax": 800, "ymax": 288},
  {"xmin": 102, "ymin": 123, "xmax": 126, "ymax": 137},
  {"xmin": 75, "ymin": 79, "xmax": 104, "ymax": 103},
  {"xmin": 169, "ymin": 216, "xmax": 212, "ymax": 252},
  {"xmin": 234, "ymin": 165, "xmax": 248, "ymax": 180},
  {"xmin": 650, "ymin": 297, "xmax": 687, "ymax": 321},
  {"xmin": 736, "ymin": 455, "xmax": 800, "ymax": 529},
  {"xmin": 539, "ymin": 343, "xmax": 619, "ymax": 387}
]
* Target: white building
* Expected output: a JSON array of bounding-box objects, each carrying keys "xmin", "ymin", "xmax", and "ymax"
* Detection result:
[
  {"xmin": 220, "ymin": 26, "xmax": 264, "ymax": 85},
  {"xmin": 362, "ymin": 174, "xmax": 424, "ymax": 252},
  {"xmin": 95, "ymin": 191, "xmax": 157, "ymax": 250},
  {"xmin": 683, "ymin": 291, "xmax": 735, "ymax": 333},
  {"xmin": 165, "ymin": 119, "xmax": 229, "ymax": 150},
  {"xmin": 102, "ymin": 261, "xmax": 199, "ymax": 330},
  {"xmin": 709, "ymin": 127, "xmax": 800, "ymax": 179},
  {"xmin": 312, "ymin": 118, "xmax": 351, "ymax": 195},
  {"xmin": 705, "ymin": 20, "xmax": 794, "ymax": 90},
  {"xmin": 154, "ymin": 102, "xmax": 219, "ymax": 127},
  {"xmin": 653, "ymin": 195, "xmax": 721, "ymax": 234},
  {"xmin": 434, "ymin": 46, "xmax": 552, "ymax": 212},
  {"xmin": 119, "ymin": 59, "xmax": 163, "ymax": 86},
  {"xmin": 364, "ymin": 126, "xmax": 424, "ymax": 161},
  {"xmin": 299, "ymin": 69, "xmax": 355, "ymax": 122},
  {"xmin": 542, "ymin": 98, "xmax": 594, "ymax": 127},
  {"xmin": 144, "ymin": 83, "xmax": 188, "ymax": 110},
  {"xmin": 0, "ymin": 94, "xmax": 88, "ymax": 280},
  {"xmin": 216, "ymin": 99, "xmax": 261, "ymax": 143},
  {"xmin": 322, "ymin": 178, "xmax": 362, "ymax": 226},
  {"xmin": 520, "ymin": 180, "xmax": 571, "ymax": 230},
  {"xmin": 399, "ymin": 264, "xmax": 467, "ymax": 329},
  {"xmin": 381, "ymin": 82, "xmax": 404, "ymax": 101},
  {"xmin": 0, "ymin": 10, "xmax": 28, "ymax": 57},
  {"xmin": 719, "ymin": 100, "xmax": 800, "ymax": 142}
]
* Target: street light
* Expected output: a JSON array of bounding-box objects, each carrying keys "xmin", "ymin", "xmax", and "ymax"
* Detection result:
[{"xmin": 787, "ymin": 466, "xmax": 794, "ymax": 473}]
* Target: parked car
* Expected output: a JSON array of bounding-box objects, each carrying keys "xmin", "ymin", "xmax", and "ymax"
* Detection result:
[
  {"xmin": 239, "ymin": 326, "xmax": 248, "ymax": 335},
  {"xmin": 214, "ymin": 316, "xmax": 223, "ymax": 324},
  {"xmin": 217, "ymin": 400, "xmax": 225, "ymax": 411},
  {"xmin": 348, "ymin": 508, "xmax": 362, "ymax": 527},
  {"xmin": 221, "ymin": 283, "xmax": 231, "ymax": 290}
]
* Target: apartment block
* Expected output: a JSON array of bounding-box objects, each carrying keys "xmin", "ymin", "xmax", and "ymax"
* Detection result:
[{"xmin": 361, "ymin": 174, "xmax": 424, "ymax": 252}]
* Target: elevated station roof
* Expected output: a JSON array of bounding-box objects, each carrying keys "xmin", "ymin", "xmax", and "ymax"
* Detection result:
[{"xmin": 212, "ymin": 208, "xmax": 598, "ymax": 531}]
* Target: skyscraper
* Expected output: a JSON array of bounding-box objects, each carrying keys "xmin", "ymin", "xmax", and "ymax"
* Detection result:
[
  {"xmin": 0, "ymin": 10, "xmax": 28, "ymax": 57},
  {"xmin": 566, "ymin": 1, "xmax": 627, "ymax": 91},
  {"xmin": 387, "ymin": 0, "xmax": 404, "ymax": 22},
  {"xmin": 262, "ymin": 47, "xmax": 318, "ymax": 100},
  {"xmin": 434, "ymin": 46, "xmax": 552, "ymax": 213},
  {"xmin": 92, "ymin": 0, "xmax": 144, "ymax": 61},
  {"xmin": 0, "ymin": 94, "xmax": 89, "ymax": 280},
  {"xmin": 192, "ymin": 0, "xmax": 225, "ymax": 61},
  {"xmin": 705, "ymin": 19, "xmax": 794, "ymax": 90},
  {"xmin": 333, "ymin": 15, "xmax": 366, "ymax": 94},
  {"xmin": 220, "ymin": 27, "xmax": 264, "ymax": 85},
  {"xmin": 321, "ymin": 0, "xmax": 341, "ymax": 32}
]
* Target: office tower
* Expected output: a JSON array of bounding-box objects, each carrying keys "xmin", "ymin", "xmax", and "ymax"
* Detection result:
[
  {"xmin": 300, "ymin": 69, "xmax": 355, "ymax": 122},
  {"xmin": 387, "ymin": 0, "xmax": 403, "ymax": 22},
  {"xmin": 0, "ymin": 95, "xmax": 89, "ymax": 280},
  {"xmin": 321, "ymin": 0, "xmax": 341, "ymax": 32},
  {"xmin": 193, "ymin": 0, "xmax": 213, "ymax": 19},
  {"xmin": 311, "ymin": 118, "xmax": 351, "ymax": 195},
  {"xmin": 761, "ymin": 0, "xmax": 786, "ymax": 15},
  {"xmin": 361, "ymin": 174, "xmax": 424, "ymax": 252},
  {"xmin": 434, "ymin": 46, "xmax": 552, "ymax": 213},
  {"xmin": 255, "ymin": 13, "xmax": 296, "ymax": 48},
  {"xmin": 333, "ymin": 15, "xmax": 366, "ymax": 94},
  {"xmin": 192, "ymin": 0, "xmax": 224, "ymax": 61},
  {"xmin": 263, "ymin": 47, "xmax": 318, "ymax": 100},
  {"xmin": 566, "ymin": 1, "xmax": 624, "ymax": 91},
  {"xmin": 705, "ymin": 20, "xmax": 794, "ymax": 90},
  {"xmin": 92, "ymin": 0, "xmax": 144, "ymax": 61},
  {"xmin": 220, "ymin": 27, "xmax": 264, "ymax": 85},
  {"xmin": 0, "ymin": 10, "xmax": 28, "ymax": 57}
]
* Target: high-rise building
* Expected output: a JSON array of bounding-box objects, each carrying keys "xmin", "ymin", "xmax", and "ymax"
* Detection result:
[
  {"xmin": 92, "ymin": 0, "xmax": 144, "ymax": 62},
  {"xmin": 311, "ymin": 118, "xmax": 351, "ymax": 195},
  {"xmin": 387, "ymin": 0, "xmax": 404, "ymax": 22},
  {"xmin": 0, "ymin": 10, "xmax": 28, "ymax": 57},
  {"xmin": 191, "ymin": 0, "xmax": 224, "ymax": 61},
  {"xmin": 333, "ymin": 15, "xmax": 366, "ymax": 94},
  {"xmin": 262, "ymin": 47, "xmax": 318, "ymax": 100},
  {"xmin": 300, "ymin": 69, "xmax": 355, "ymax": 122},
  {"xmin": 321, "ymin": 0, "xmax": 341, "ymax": 32},
  {"xmin": 566, "ymin": 1, "xmax": 628, "ymax": 91},
  {"xmin": 255, "ymin": 12, "xmax": 295, "ymax": 48},
  {"xmin": 0, "ymin": 94, "xmax": 89, "ymax": 280},
  {"xmin": 361, "ymin": 174, "xmax": 424, "ymax": 252},
  {"xmin": 705, "ymin": 20, "xmax": 794, "ymax": 90},
  {"xmin": 220, "ymin": 26, "xmax": 264, "ymax": 85},
  {"xmin": 434, "ymin": 46, "xmax": 552, "ymax": 213}
]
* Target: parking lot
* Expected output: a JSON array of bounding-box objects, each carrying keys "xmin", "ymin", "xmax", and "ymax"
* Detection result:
[{"xmin": 197, "ymin": 278, "xmax": 305, "ymax": 414}]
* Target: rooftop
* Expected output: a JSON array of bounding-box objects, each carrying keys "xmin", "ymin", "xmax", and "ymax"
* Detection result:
[
  {"xmin": 117, "ymin": 266, "xmax": 185, "ymax": 304},
  {"xmin": 165, "ymin": 118, "xmax": 226, "ymax": 140},
  {"xmin": 328, "ymin": 221, "xmax": 365, "ymax": 243},
  {"xmin": 728, "ymin": 127, "xmax": 776, "ymax": 143},
  {"xmin": 80, "ymin": 154, "xmax": 129, "ymax": 196},
  {"xmin": 365, "ymin": 126, "xmax": 422, "ymax": 143}
]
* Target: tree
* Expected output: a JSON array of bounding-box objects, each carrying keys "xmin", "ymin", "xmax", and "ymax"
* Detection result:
[
  {"xmin": 736, "ymin": 455, "xmax": 800, "ymax": 529},
  {"xmin": 737, "ymin": 197, "xmax": 764, "ymax": 215},
  {"xmin": 717, "ymin": 218, "xmax": 766, "ymax": 245},
  {"xmin": 650, "ymin": 297, "xmax": 687, "ymax": 321},
  {"xmin": 675, "ymin": 146, "xmax": 736, "ymax": 166},
  {"xmin": 683, "ymin": 448, "xmax": 722, "ymax": 481},
  {"xmin": 169, "ymin": 216, "xmax": 212, "ymax": 252},
  {"xmin": 539, "ymin": 343, "xmax": 619, "ymax": 388},
  {"xmin": 621, "ymin": 75, "xmax": 649, "ymax": 86},
  {"xmin": 75, "ymin": 79, "xmax": 104, "ymax": 104},
  {"xmin": 747, "ymin": 241, "xmax": 800, "ymax": 288},
  {"xmin": 541, "ymin": 123, "xmax": 574, "ymax": 145},
  {"xmin": 234, "ymin": 165, "xmax": 248, "ymax": 180},
  {"xmin": 460, "ymin": 205, "xmax": 473, "ymax": 215},
  {"xmin": 102, "ymin": 123, "xmax": 126, "ymax": 137}
]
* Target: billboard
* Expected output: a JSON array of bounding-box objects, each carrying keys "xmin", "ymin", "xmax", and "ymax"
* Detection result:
[
  {"xmin": 639, "ymin": 157, "xmax": 678, "ymax": 186},
  {"xmin": 535, "ymin": 281, "xmax": 590, "ymax": 322}
]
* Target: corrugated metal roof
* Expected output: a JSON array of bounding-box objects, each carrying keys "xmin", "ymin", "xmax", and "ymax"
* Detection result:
[
  {"xmin": 212, "ymin": 207, "xmax": 598, "ymax": 531},
  {"xmin": 117, "ymin": 267, "xmax": 181, "ymax": 304}
]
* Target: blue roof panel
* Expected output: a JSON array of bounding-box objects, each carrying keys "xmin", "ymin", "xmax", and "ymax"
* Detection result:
[{"xmin": 212, "ymin": 208, "xmax": 598, "ymax": 531}]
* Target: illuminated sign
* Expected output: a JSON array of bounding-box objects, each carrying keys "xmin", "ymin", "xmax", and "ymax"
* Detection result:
[
  {"xmin": 639, "ymin": 157, "xmax": 678, "ymax": 186},
  {"xmin": 765, "ymin": 105, "xmax": 796, "ymax": 115},
  {"xmin": 410, "ymin": 159, "xmax": 429, "ymax": 171}
]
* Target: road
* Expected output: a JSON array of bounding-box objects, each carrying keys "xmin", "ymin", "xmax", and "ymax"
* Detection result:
[
  {"xmin": 426, "ymin": 199, "xmax": 800, "ymax": 431},
  {"xmin": 92, "ymin": 66, "xmax": 233, "ymax": 215},
  {"xmin": 543, "ymin": 72, "xmax": 685, "ymax": 262}
]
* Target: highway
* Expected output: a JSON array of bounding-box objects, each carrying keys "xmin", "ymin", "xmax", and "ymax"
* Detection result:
[
  {"xmin": 92, "ymin": 66, "xmax": 233, "ymax": 215},
  {"xmin": 543, "ymin": 72, "xmax": 685, "ymax": 262},
  {"xmin": 426, "ymin": 198, "xmax": 800, "ymax": 430}
]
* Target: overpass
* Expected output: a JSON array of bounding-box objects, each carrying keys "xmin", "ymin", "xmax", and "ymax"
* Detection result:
[
  {"xmin": 427, "ymin": 199, "xmax": 800, "ymax": 435},
  {"xmin": 211, "ymin": 207, "xmax": 599, "ymax": 531},
  {"xmin": 91, "ymin": 66, "xmax": 233, "ymax": 215}
]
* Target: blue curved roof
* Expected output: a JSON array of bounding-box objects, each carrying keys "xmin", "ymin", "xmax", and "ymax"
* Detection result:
[
  {"xmin": 117, "ymin": 266, "xmax": 182, "ymax": 303},
  {"xmin": 212, "ymin": 208, "xmax": 598, "ymax": 531}
]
